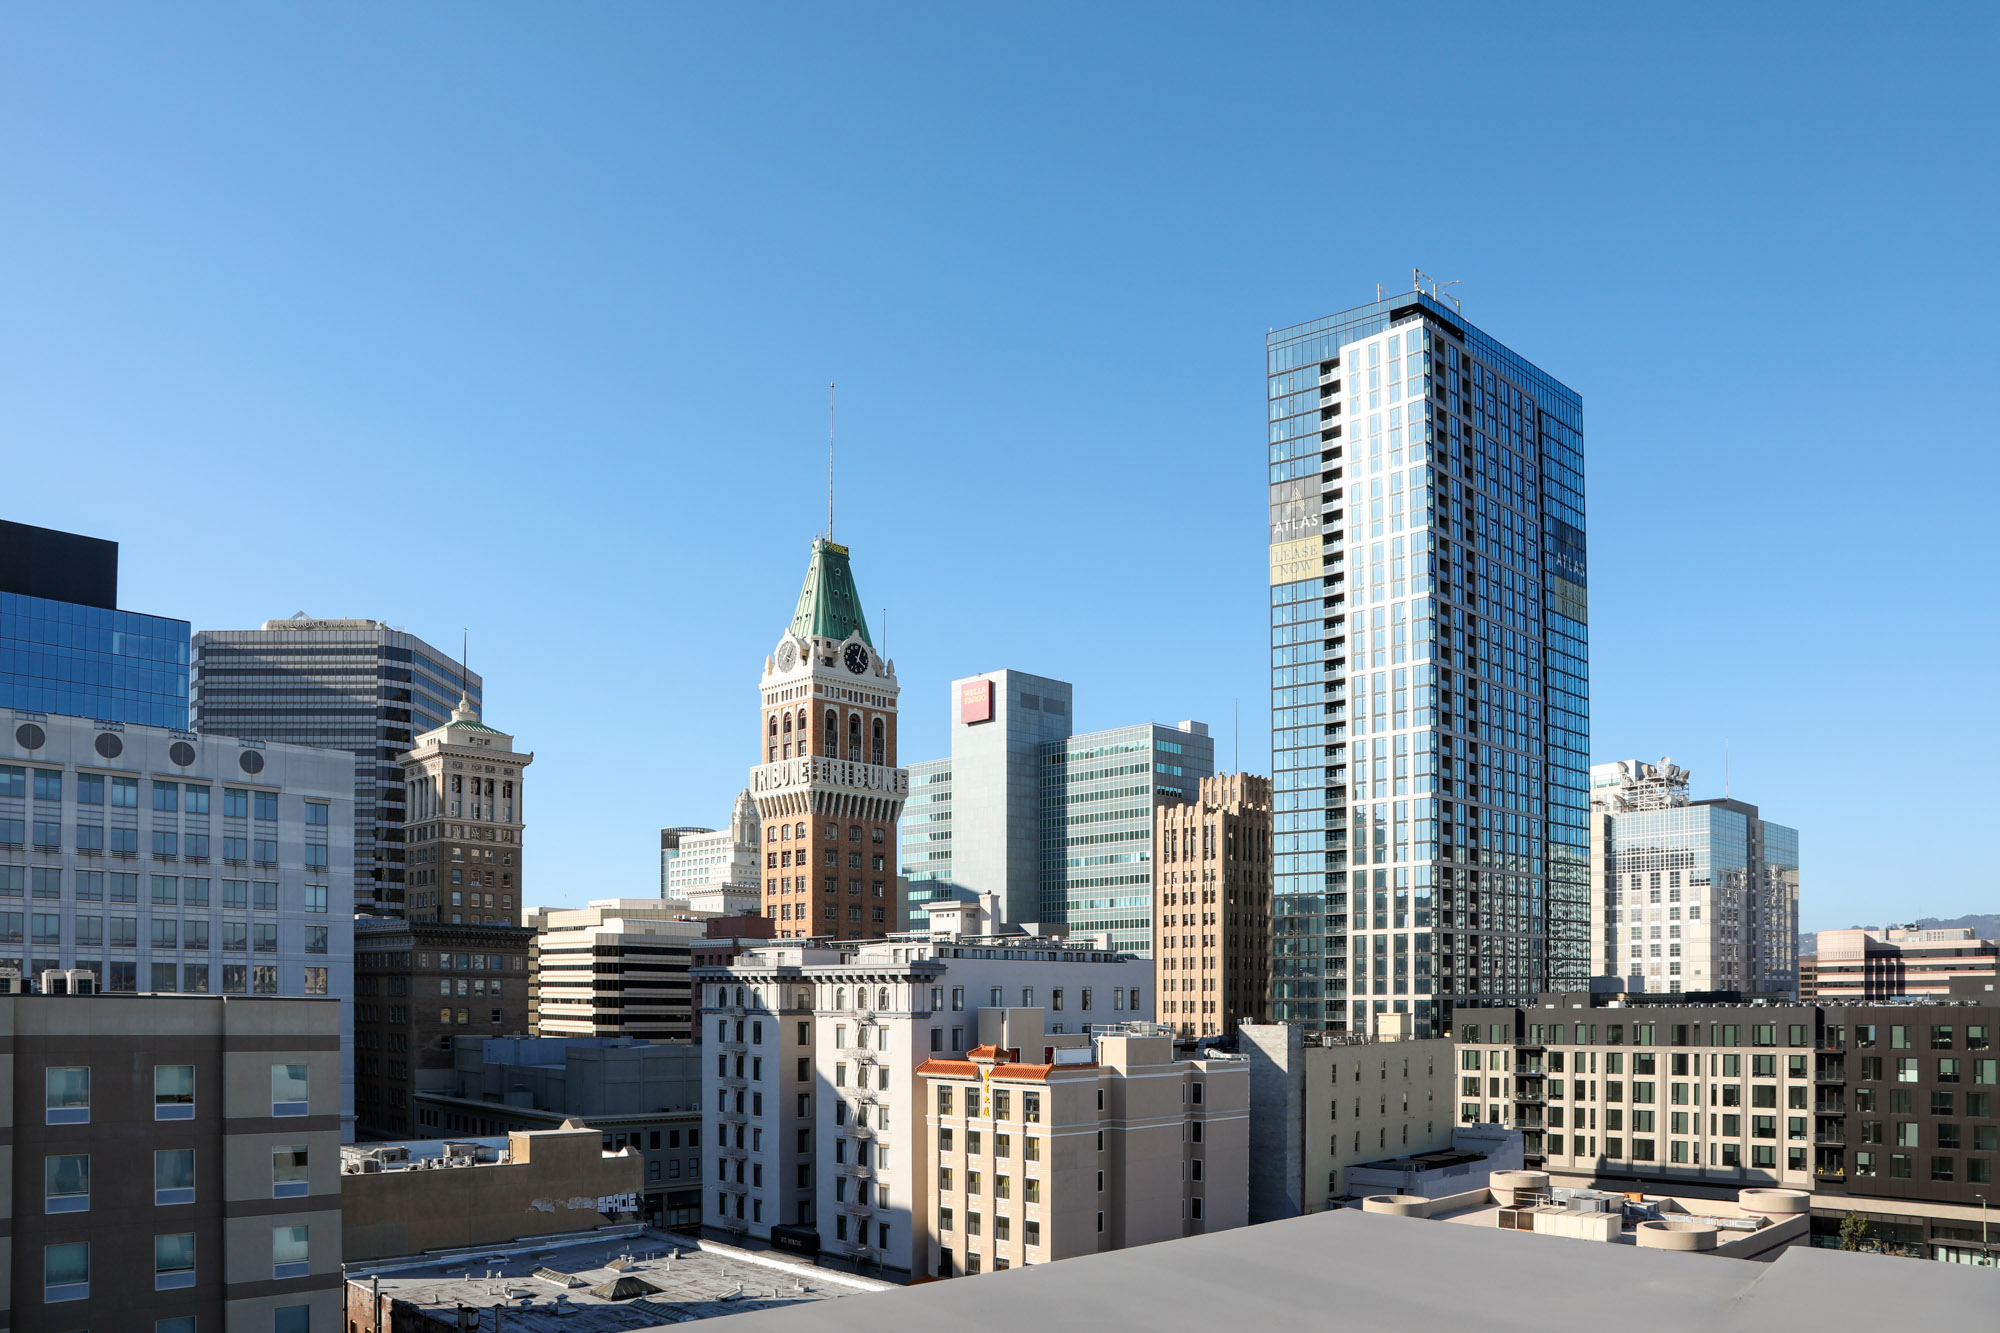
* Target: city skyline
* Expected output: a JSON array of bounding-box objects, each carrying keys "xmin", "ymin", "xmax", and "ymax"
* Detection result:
[{"xmin": 3, "ymin": 6, "xmax": 1994, "ymax": 930}]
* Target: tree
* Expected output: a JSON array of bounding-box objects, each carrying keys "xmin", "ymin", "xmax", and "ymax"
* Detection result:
[{"xmin": 1838, "ymin": 1210, "xmax": 1872, "ymax": 1252}]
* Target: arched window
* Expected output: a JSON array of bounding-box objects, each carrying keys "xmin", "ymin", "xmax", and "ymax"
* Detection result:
[
  {"xmin": 767, "ymin": 826, "xmax": 778, "ymax": 843},
  {"xmin": 796, "ymin": 708, "xmax": 807, "ymax": 735},
  {"xmin": 848, "ymin": 713, "xmax": 862, "ymax": 759},
  {"xmin": 824, "ymin": 710, "xmax": 838, "ymax": 753},
  {"xmin": 794, "ymin": 822, "xmax": 806, "ymax": 839},
  {"xmin": 824, "ymin": 824, "xmax": 838, "ymax": 841},
  {"xmin": 849, "ymin": 825, "xmax": 863, "ymax": 842},
  {"xmin": 782, "ymin": 712, "xmax": 792, "ymax": 734},
  {"xmin": 835, "ymin": 987, "xmax": 846, "ymax": 1010},
  {"xmin": 877, "ymin": 987, "xmax": 890, "ymax": 1010},
  {"xmin": 871, "ymin": 718, "xmax": 885, "ymax": 766},
  {"xmin": 768, "ymin": 715, "xmax": 778, "ymax": 737}
]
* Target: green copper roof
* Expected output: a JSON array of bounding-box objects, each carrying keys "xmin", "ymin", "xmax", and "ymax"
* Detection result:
[{"xmin": 789, "ymin": 538, "xmax": 872, "ymax": 646}]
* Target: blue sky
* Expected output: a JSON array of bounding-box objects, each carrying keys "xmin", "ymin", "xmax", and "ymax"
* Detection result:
[{"xmin": 3, "ymin": 5, "xmax": 1994, "ymax": 930}]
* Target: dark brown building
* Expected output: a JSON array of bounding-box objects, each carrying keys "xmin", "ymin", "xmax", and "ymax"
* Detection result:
[
  {"xmin": 400, "ymin": 696, "xmax": 532, "ymax": 926},
  {"xmin": 352, "ymin": 919, "xmax": 533, "ymax": 1138},
  {"xmin": 1, "ymin": 989, "xmax": 342, "ymax": 1332}
]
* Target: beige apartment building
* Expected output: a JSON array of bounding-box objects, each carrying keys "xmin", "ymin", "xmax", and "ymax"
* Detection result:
[
  {"xmin": 914, "ymin": 1008, "xmax": 1248, "ymax": 1277},
  {"xmin": 1241, "ymin": 1016, "xmax": 1462, "ymax": 1219},
  {"xmin": 1812, "ymin": 927, "xmax": 1999, "ymax": 1001},
  {"xmin": 1154, "ymin": 773, "xmax": 1273, "ymax": 1039}
]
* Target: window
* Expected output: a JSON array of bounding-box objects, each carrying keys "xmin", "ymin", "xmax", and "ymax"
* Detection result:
[
  {"xmin": 44, "ymin": 1241, "xmax": 89, "ymax": 1302},
  {"xmin": 46, "ymin": 1066, "xmax": 89, "ymax": 1124},
  {"xmin": 224, "ymin": 788, "xmax": 249, "ymax": 818},
  {"xmin": 274, "ymin": 1304, "xmax": 312, "ymax": 1333},
  {"xmin": 156, "ymin": 1064, "xmax": 195, "ymax": 1119},
  {"xmin": 155, "ymin": 1232, "xmax": 196, "ymax": 1290},
  {"xmin": 305, "ymin": 802, "xmax": 328, "ymax": 826},
  {"xmin": 272, "ymin": 1064, "xmax": 309, "ymax": 1116},
  {"xmin": 44, "ymin": 1153, "xmax": 89, "ymax": 1213},
  {"xmin": 156, "ymin": 1148, "xmax": 196, "ymax": 1204},
  {"xmin": 272, "ymin": 1224, "xmax": 311, "ymax": 1278},
  {"xmin": 273, "ymin": 1145, "xmax": 310, "ymax": 1198}
]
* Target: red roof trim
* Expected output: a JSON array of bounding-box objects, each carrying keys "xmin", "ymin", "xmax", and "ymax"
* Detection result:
[{"xmin": 914, "ymin": 1059, "xmax": 979, "ymax": 1078}]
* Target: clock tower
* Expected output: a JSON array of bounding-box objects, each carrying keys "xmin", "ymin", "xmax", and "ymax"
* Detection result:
[{"xmin": 752, "ymin": 537, "xmax": 907, "ymax": 940}]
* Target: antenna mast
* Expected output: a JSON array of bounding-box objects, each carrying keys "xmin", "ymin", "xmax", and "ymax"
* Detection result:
[{"xmin": 827, "ymin": 381, "xmax": 836, "ymax": 541}]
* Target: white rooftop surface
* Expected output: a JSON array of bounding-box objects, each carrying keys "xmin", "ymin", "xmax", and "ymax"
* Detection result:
[
  {"xmin": 350, "ymin": 1226, "xmax": 888, "ymax": 1330},
  {"xmin": 705, "ymin": 1209, "xmax": 1994, "ymax": 1333}
]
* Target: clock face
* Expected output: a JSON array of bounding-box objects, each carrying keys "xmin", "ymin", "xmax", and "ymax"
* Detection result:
[
  {"xmin": 776, "ymin": 640, "xmax": 798, "ymax": 671},
  {"xmin": 843, "ymin": 642, "xmax": 870, "ymax": 675}
]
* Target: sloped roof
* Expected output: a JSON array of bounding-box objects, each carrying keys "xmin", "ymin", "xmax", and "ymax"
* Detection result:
[{"xmin": 789, "ymin": 538, "xmax": 872, "ymax": 647}]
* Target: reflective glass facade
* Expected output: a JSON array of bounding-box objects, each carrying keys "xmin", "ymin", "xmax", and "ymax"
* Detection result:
[
  {"xmin": 899, "ymin": 757, "xmax": 955, "ymax": 928},
  {"xmin": 0, "ymin": 591, "xmax": 190, "ymax": 728},
  {"xmin": 1038, "ymin": 723, "xmax": 1214, "ymax": 956},
  {"xmin": 1267, "ymin": 291, "xmax": 1588, "ymax": 1033},
  {"xmin": 1599, "ymin": 800, "xmax": 1800, "ymax": 995}
]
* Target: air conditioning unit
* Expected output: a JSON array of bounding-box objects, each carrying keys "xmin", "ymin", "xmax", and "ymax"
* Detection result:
[
  {"xmin": 0, "ymin": 969, "xmax": 23, "ymax": 995},
  {"xmin": 39, "ymin": 970, "xmax": 96, "ymax": 997}
]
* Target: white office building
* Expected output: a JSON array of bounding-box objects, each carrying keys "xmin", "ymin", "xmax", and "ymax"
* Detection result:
[
  {"xmin": 695, "ymin": 908, "xmax": 1152, "ymax": 1280},
  {"xmin": 664, "ymin": 790, "xmax": 762, "ymax": 917},
  {"xmin": 1, "ymin": 709, "xmax": 357, "ymax": 1135},
  {"xmin": 1589, "ymin": 758, "xmax": 1800, "ymax": 996}
]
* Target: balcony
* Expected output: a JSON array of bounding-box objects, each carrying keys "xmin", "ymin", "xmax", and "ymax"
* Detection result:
[
  {"xmin": 1815, "ymin": 1068, "xmax": 1846, "ymax": 1084},
  {"xmin": 1814, "ymin": 1134, "xmax": 1846, "ymax": 1147},
  {"xmin": 853, "ymin": 1165, "xmax": 874, "ymax": 1180},
  {"xmin": 1814, "ymin": 1167, "xmax": 1847, "ymax": 1183},
  {"xmin": 1814, "ymin": 1101, "xmax": 1847, "ymax": 1116}
]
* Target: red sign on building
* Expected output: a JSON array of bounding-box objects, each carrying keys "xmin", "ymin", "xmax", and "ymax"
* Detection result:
[{"xmin": 959, "ymin": 679, "xmax": 994, "ymax": 725}]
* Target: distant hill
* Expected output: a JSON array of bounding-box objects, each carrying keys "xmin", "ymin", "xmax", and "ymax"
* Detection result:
[{"xmin": 1799, "ymin": 914, "xmax": 2000, "ymax": 956}]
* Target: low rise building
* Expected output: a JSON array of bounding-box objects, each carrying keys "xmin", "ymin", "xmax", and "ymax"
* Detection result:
[
  {"xmin": 913, "ymin": 1009, "xmax": 1248, "ymax": 1277},
  {"xmin": 1153, "ymin": 772, "xmax": 1272, "ymax": 1039},
  {"xmin": 693, "ymin": 1204, "xmax": 1994, "ymax": 1333},
  {"xmin": 1813, "ymin": 926, "xmax": 1999, "ymax": 1001},
  {"xmin": 1458, "ymin": 980, "xmax": 2000, "ymax": 1263},
  {"xmin": 339, "ymin": 1123, "xmax": 642, "ymax": 1262},
  {"xmin": 413, "ymin": 1034, "xmax": 706, "ymax": 1229},
  {"xmin": 0, "ymin": 989, "xmax": 343, "ymax": 1333},
  {"xmin": 345, "ymin": 1226, "xmax": 891, "ymax": 1332},
  {"xmin": 1241, "ymin": 1016, "xmax": 1475, "ymax": 1220},
  {"xmin": 534, "ymin": 902, "xmax": 714, "ymax": 1041}
]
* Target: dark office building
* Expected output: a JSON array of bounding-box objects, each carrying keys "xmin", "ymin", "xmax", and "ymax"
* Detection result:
[
  {"xmin": 191, "ymin": 617, "xmax": 479, "ymax": 917},
  {"xmin": 0, "ymin": 519, "xmax": 190, "ymax": 728}
]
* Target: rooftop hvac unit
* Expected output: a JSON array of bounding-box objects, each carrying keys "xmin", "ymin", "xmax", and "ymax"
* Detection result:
[
  {"xmin": 40, "ymin": 969, "xmax": 96, "ymax": 996},
  {"xmin": 0, "ymin": 970, "xmax": 22, "ymax": 995}
]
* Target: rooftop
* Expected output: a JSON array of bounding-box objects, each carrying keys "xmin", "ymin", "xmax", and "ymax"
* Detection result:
[
  {"xmin": 349, "ymin": 1225, "xmax": 889, "ymax": 1331},
  {"xmin": 700, "ymin": 1208, "xmax": 1990, "ymax": 1333}
]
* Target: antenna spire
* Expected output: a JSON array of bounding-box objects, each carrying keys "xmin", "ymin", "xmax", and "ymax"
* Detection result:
[{"xmin": 827, "ymin": 381, "xmax": 836, "ymax": 541}]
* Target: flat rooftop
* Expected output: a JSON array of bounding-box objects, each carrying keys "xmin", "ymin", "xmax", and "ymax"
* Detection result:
[
  {"xmin": 1422, "ymin": 1186, "xmax": 1781, "ymax": 1246},
  {"xmin": 349, "ymin": 1226, "xmax": 888, "ymax": 1331},
  {"xmin": 698, "ymin": 1209, "xmax": 1991, "ymax": 1333}
]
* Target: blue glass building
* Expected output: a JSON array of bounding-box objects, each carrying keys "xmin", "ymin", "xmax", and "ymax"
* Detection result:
[
  {"xmin": 0, "ymin": 521, "xmax": 190, "ymax": 728},
  {"xmin": 1266, "ymin": 290, "xmax": 1588, "ymax": 1033}
]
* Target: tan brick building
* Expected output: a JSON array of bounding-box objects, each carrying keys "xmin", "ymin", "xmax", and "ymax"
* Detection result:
[
  {"xmin": 1154, "ymin": 773, "xmax": 1273, "ymax": 1039},
  {"xmin": 401, "ymin": 694, "xmax": 533, "ymax": 926},
  {"xmin": 915, "ymin": 1009, "xmax": 1248, "ymax": 1277},
  {"xmin": 752, "ymin": 538, "xmax": 907, "ymax": 942}
]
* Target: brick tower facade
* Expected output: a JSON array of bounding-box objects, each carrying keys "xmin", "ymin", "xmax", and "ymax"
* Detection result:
[{"xmin": 752, "ymin": 538, "xmax": 906, "ymax": 940}]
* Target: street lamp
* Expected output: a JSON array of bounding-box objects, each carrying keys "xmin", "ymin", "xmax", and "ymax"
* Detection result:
[{"xmin": 1977, "ymin": 1193, "xmax": 1988, "ymax": 1249}]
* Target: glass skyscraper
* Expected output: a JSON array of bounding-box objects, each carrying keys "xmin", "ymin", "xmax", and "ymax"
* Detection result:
[
  {"xmin": 191, "ymin": 617, "xmax": 480, "ymax": 917},
  {"xmin": 1266, "ymin": 290, "xmax": 1588, "ymax": 1033},
  {"xmin": 0, "ymin": 520, "xmax": 189, "ymax": 728}
]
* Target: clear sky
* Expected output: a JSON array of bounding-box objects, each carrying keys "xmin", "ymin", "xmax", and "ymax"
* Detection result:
[{"xmin": 3, "ymin": 5, "xmax": 1994, "ymax": 930}]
